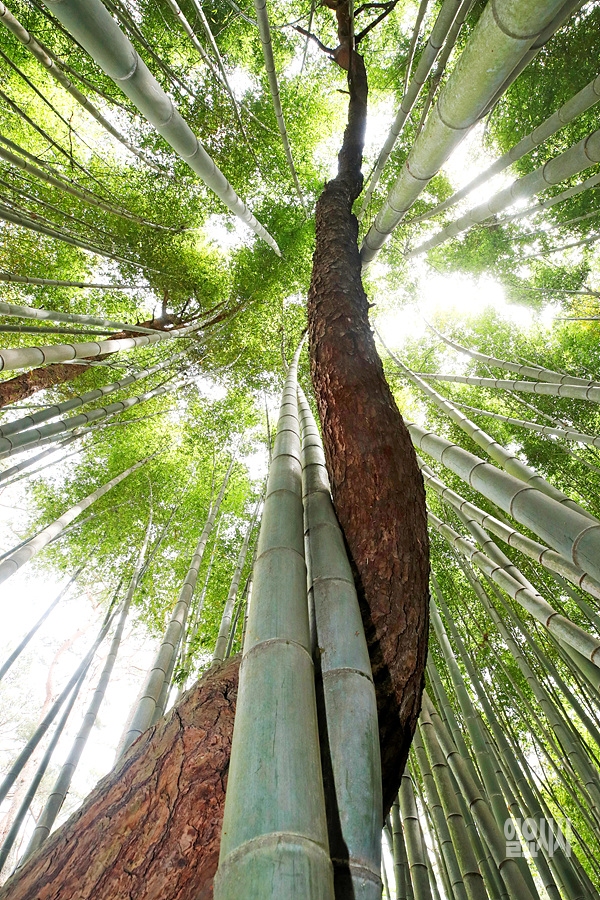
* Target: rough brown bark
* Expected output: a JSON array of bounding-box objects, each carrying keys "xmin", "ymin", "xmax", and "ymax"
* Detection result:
[
  {"xmin": 307, "ymin": 32, "xmax": 430, "ymax": 813},
  {"xmin": 0, "ymin": 659, "xmax": 239, "ymax": 900}
]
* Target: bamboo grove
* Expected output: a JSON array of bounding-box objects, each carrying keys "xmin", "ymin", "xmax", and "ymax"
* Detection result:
[{"xmin": 0, "ymin": 0, "xmax": 599, "ymax": 897}]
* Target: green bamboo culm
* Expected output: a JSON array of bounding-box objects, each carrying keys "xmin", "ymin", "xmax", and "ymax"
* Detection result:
[
  {"xmin": 298, "ymin": 387, "xmax": 382, "ymax": 899},
  {"xmin": 214, "ymin": 344, "xmax": 335, "ymax": 900}
]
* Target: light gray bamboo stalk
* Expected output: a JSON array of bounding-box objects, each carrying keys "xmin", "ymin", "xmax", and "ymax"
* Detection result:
[
  {"xmin": 0, "ymin": 353, "xmax": 183, "ymax": 438},
  {"xmin": 0, "ymin": 665, "xmax": 85, "ymax": 873},
  {"xmin": 298, "ymin": 386, "xmax": 382, "ymax": 900},
  {"xmin": 214, "ymin": 345, "xmax": 334, "ymax": 900},
  {"xmin": 0, "ymin": 454, "xmax": 152, "ymax": 585},
  {"xmin": 411, "ymin": 759, "xmax": 458, "ymax": 900},
  {"xmin": 23, "ymin": 573, "xmax": 136, "ymax": 855},
  {"xmin": 399, "ymin": 774, "xmax": 434, "ymax": 900},
  {"xmin": 413, "ymin": 72, "xmax": 600, "ymax": 223},
  {"xmin": 422, "ymin": 692, "xmax": 538, "ymax": 900},
  {"xmin": 0, "ymin": 143, "xmax": 163, "ymax": 227},
  {"xmin": 391, "ymin": 797, "xmax": 410, "ymax": 900},
  {"xmin": 0, "ymin": 601, "xmax": 117, "ymax": 807},
  {"xmin": 0, "ymin": 379, "xmax": 180, "ymax": 459},
  {"xmin": 251, "ymin": 0, "xmax": 304, "ymax": 206},
  {"xmin": 408, "ymin": 119, "xmax": 600, "ymax": 254},
  {"xmin": 0, "ymin": 1, "xmax": 165, "ymax": 171},
  {"xmin": 211, "ymin": 498, "xmax": 260, "ymax": 667},
  {"xmin": 425, "ymin": 321, "xmax": 600, "ymax": 388},
  {"xmin": 419, "ymin": 459, "xmax": 600, "ymax": 601},
  {"xmin": 414, "ymin": 369, "xmax": 600, "ymax": 406},
  {"xmin": 407, "ymin": 421, "xmax": 600, "ymax": 586},
  {"xmin": 358, "ymin": 0, "xmax": 467, "ymax": 219},
  {"xmin": 0, "ymin": 568, "xmax": 83, "ymax": 682},
  {"xmin": 40, "ymin": 0, "xmax": 280, "ymax": 255},
  {"xmin": 393, "ymin": 352, "xmax": 597, "ymax": 521},
  {"xmin": 417, "ymin": 709, "xmax": 488, "ymax": 900},
  {"xmin": 0, "ymin": 429, "xmax": 96, "ymax": 486},
  {"xmin": 360, "ymin": 0, "xmax": 569, "ymax": 266},
  {"xmin": 403, "ymin": 0, "xmax": 430, "ymax": 93},
  {"xmin": 0, "ymin": 319, "xmax": 201, "ymax": 374},
  {"xmin": 0, "ymin": 299, "xmax": 159, "ymax": 335},
  {"xmin": 118, "ymin": 456, "xmax": 235, "ymax": 756},
  {"xmin": 434, "ymin": 581, "xmax": 589, "ymax": 899},
  {"xmin": 427, "ymin": 510, "xmax": 600, "ymax": 668},
  {"xmin": 524, "ymin": 231, "xmax": 600, "ymax": 258},
  {"xmin": 224, "ymin": 590, "xmax": 244, "ymax": 659},
  {"xmin": 0, "ymin": 272, "xmax": 145, "ymax": 289},
  {"xmin": 452, "ymin": 399, "xmax": 600, "ymax": 449}
]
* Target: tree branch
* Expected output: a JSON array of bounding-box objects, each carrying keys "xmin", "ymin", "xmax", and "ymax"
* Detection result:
[{"xmin": 355, "ymin": 0, "xmax": 400, "ymax": 43}]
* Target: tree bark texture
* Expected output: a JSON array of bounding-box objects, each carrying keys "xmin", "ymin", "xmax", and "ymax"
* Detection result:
[
  {"xmin": 0, "ymin": 659, "xmax": 239, "ymax": 900},
  {"xmin": 307, "ymin": 39, "xmax": 430, "ymax": 813}
]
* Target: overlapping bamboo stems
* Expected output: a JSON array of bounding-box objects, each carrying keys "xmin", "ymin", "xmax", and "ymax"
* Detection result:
[
  {"xmin": 360, "ymin": 0, "xmax": 570, "ymax": 265},
  {"xmin": 411, "ymin": 771, "xmax": 457, "ymax": 900},
  {"xmin": 413, "ymin": 370, "xmax": 600, "ymax": 405},
  {"xmin": 0, "ymin": 2, "xmax": 163, "ymax": 170},
  {"xmin": 0, "ymin": 597, "xmax": 119, "ymax": 806},
  {"xmin": 0, "ymin": 377, "xmax": 180, "ymax": 459},
  {"xmin": 0, "ymin": 351, "xmax": 184, "ymax": 437},
  {"xmin": 399, "ymin": 773, "xmax": 435, "ymax": 900},
  {"xmin": 0, "ymin": 273, "xmax": 145, "ymax": 289},
  {"xmin": 298, "ymin": 387, "xmax": 382, "ymax": 899},
  {"xmin": 0, "ymin": 299, "xmax": 157, "ymax": 335},
  {"xmin": 0, "ymin": 568, "xmax": 82, "ymax": 682},
  {"xmin": 117, "ymin": 457, "xmax": 235, "ymax": 755},
  {"xmin": 394, "ymin": 353, "xmax": 597, "ymax": 522},
  {"xmin": 0, "ymin": 664, "xmax": 86, "ymax": 872},
  {"xmin": 419, "ymin": 459, "xmax": 600, "ymax": 601},
  {"xmin": 25, "ymin": 558, "xmax": 143, "ymax": 854},
  {"xmin": 402, "ymin": 0, "xmax": 429, "ymax": 92},
  {"xmin": 39, "ymin": 0, "xmax": 280, "ymax": 254},
  {"xmin": 0, "ymin": 430, "xmax": 90, "ymax": 486},
  {"xmin": 251, "ymin": 0, "xmax": 304, "ymax": 205},
  {"xmin": 0, "ymin": 142, "xmax": 165, "ymax": 227},
  {"xmin": 451, "ymin": 400, "xmax": 600, "ymax": 449},
  {"xmin": 0, "ymin": 454, "xmax": 152, "ymax": 585},
  {"xmin": 425, "ymin": 323, "xmax": 600, "ymax": 388},
  {"xmin": 407, "ymin": 421, "xmax": 600, "ymax": 587},
  {"xmin": 429, "ymin": 588, "xmax": 563, "ymax": 898},
  {"xmin": 421, "ymin": 690, "xmax": 539, "ymax": 900},
  {"xmin": 440, "ymin": 576, "xmax": 598, "ymax": 897},
  {"xmin": 212, "ymin": 497, "xmax": 260, "ymax": 667},
  {"xmin": 215, "ymin": 346, "xmax": 334, "ymax": 899},
  {"xmin": 414, "ymin": 72, "xmax": 600, "ymax": 223},
  {"xmin": 450, "ymin": 555, "xmax": 600, "ymax": 832},
  {"xmin": 427, "ymin": 509, "xmax": 600, "ymax": 667},
  {"xmin": 0, "ymin": 318, "xmax": 201, "ymax": 374},
  {"xmin": 390, "ymin": 796, "xmax": 410, "ymax": 900},
  {"xmin": 358, "ymin": 0, "xmax": 469, "ymax": 218}
]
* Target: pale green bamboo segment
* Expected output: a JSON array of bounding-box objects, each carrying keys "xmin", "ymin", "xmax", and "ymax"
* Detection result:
[
  {"xmin": 407, "ymin": 421, "xmax": 600, "ymax": 584},
  {"xmin": 0, "ymin": 272, "xmax": 145, "ymax": 289},
  {"xmin": 408, "ymin": 118, "xmax": 600, "ymax": 252},
  {"xmin": 24, "ymin": 580, "xmax": 133, "ymax": 856},
  {"xmin": 414, "ymin": 71, "xmax": 600, "ymax": 222},
  {"xmin": 360, "ymin": 0, "xmax": 568, "ymax": 265},
  {"xmin": 0, "ymin": 454, "xmax": 151, "ymax": 585},
  {"xmin": 211, "ymin": 496, "xmax": 260, "ymax": 667},
  {"xmin": 426, "ymin": 322, "xmax": 600, "ymax": 388},
  {"xmin": 419, "ymin": 459, "xmax": 600, "ymax": 600},
  {"xmin": 215, "ymin": 345, "xmax": 334, "ymax": 900},
  {"xmin": 422, "ymin": 692, "xmax": 538, "ymax": 900},
  {"xmin": 40, "ymin": 0, "xmax": 280, "ymax": 255},
  {"xmin": 298, "ymin": 387, "xmax": 382, "ymax": 900},
  {"xmin": 414, "ymin": 371, "xmax": 600, "ymax": 404},
  {"xmin": 358, "ymin": 0, "xmax": 467, "ymax": 219},
  {"xmin": 0, "ymin": 430, "xmax": 88, "ymax": 486},
  {"xmin": 0, "ymin": 1, "xmax": 162, "ymax": 171},
  {"xmin": 416, "ymin": 711, "xmax": 488, "ymax": 900},
  {"xmin": 500, "ymin": 170, "xmax": 600, "ymax": 226},
  {"xmin": 0, "ymin": 353, "xmax": 182, "ymax": 438},
  {"xmin": 0, "ymin": 379, "xmax": 180, "ymax": 458},
  {"xmin": 0, "ymin": 319, "xmax": 201, "ymax": 373},
  {"xmin": 453, "ymin": 400, "xmax": 600, "ymax": 448},
  {"xmin": 119, "ymin": 458, "xmax": 234, "ymax": 756},
  {"xmin": 393, "ymin": 354, "xmax": 597, "ymax": 520},
  {"xmin": 0, "ymin": 299, "xmax": 158, "ymax": 335},
  {"xmin": 427, "ymin": 510, "xmax": 600, "ymax": 668},
  {"xmin": 391, "ymin": 799, "xmax": 411, "ymax": 900},
  {"xmin": 399, "ymin": 774, "xmax": 435, "ymax": 900},
  {"xmin": 252, "ymin": 0, "xmax": 304, "ymax": 206},
  {"xmin": 432, "ymin": 579, "xmax": 586, "ymax": 900}
]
